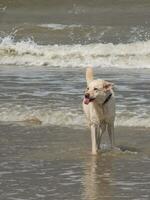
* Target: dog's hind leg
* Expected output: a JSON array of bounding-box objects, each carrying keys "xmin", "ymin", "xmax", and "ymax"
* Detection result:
[
  {"xmin": 91, "ymin": 125, "xmax": 97, "ymax": 155},
  {"xmin": 96, "ymin": 125, "xmax": 100, "ymax": 150},
  {"xmin": 97, "ymin": 123, "xmax": 106, "ymax": 150},
  {"xmin": 107, "ymin": 123, "xmax": 115, "ymax": 149}
]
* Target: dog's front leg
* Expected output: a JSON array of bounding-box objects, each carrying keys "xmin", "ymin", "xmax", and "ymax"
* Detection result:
[{"xmin": 91, "ymin": 125, "xmax": 97, "ymax": 155}]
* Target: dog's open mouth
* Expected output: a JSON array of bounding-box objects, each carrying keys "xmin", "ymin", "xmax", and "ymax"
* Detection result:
[{"xmin": 83, "ymin": 97, "xmax": 95, "ymax": 105}]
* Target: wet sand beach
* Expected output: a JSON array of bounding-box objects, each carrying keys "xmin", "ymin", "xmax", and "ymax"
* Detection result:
[{"xmin": 0, "ymin": 123, "xmax": 150, "ymax": 200}]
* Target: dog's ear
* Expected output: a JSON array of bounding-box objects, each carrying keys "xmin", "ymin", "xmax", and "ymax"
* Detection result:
[
  {"xmin": 86, "ymin": 67, "xmax": 93, "ymax": 85},
  {"xmin": 103, "ymin": 81, "xmax": 114, "ymax": 91}
]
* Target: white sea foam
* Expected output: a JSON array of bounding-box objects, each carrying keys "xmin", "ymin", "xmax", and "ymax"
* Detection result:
[
  {"xmin": 0, "ymin": 6, "xmax": 7, "ymax": 12},
  {"xmin": 0, "ymin": 105, "xmax": 149, "ymax": 128},
  {"xmin": 0, "ymin": 105, "xmax": 85, "ymax": 127},
  {"xmin": 38, "ymin": 23, "xmax": 81, "ymax": 30},
  {"xmin": 116, "ymin": 115, "xmax": 150, "ymax": 128},
  {"xmin": 1, "ymin": 36, "xmax": 150, "ymax": 68}
]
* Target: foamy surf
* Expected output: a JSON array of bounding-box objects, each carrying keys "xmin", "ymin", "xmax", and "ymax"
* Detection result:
[
  {"xmin": 0, "ymin": 105, "xmax": 149, "ymax": 128},
  {"xmin": 1, "ymin": 36, "xmax": 150, "ymax": 68},
  {"xmin": 38, "ymin": 23, "xmax": 81, "ymax": 30},
  {"xmin": 0, "ymin": 105, "xmax": 85, "ymax": 127}
]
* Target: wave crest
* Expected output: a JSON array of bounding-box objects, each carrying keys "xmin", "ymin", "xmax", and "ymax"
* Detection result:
[
  {"xmin": 0, "ymin": 105, "xmax": 149, "ymax": 128},
  {"xmin": 0, "ymin": 36, "xmax": 150, "ymax": 68}
]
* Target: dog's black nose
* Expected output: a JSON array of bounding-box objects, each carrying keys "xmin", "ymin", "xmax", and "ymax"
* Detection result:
[{"xmin": 85, "ymin": 93, "xmax": 90, "ymax": 98}]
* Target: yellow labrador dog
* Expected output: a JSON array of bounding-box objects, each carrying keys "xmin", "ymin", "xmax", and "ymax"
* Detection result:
[{"xmin": 83, "ymin": 67, "xmax": 115, "ymax": 155}]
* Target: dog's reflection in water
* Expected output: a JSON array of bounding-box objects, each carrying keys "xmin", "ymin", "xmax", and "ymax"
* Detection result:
[{"xmin": 82, "ymin": 155, "xmax": 114, "ymax": 200}]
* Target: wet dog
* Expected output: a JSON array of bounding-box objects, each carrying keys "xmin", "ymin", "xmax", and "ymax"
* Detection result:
[{"xmin": 83, "ymin": 67, "xmax": 115, "ymax": 154}]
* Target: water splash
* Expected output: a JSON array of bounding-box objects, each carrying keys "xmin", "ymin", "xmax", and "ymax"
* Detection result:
[{"xmin": 1, "ymin": 36, "xmax": 150, "ymax": 68}]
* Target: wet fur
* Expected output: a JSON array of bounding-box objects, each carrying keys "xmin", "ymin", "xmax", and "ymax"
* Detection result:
[{"xmin": 83, "ymin": 67, "xmax": 115, "ymax": 155}]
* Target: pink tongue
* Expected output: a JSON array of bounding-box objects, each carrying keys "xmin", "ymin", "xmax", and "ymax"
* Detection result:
[{"xmin": 83, "ymin": 97, "xmax": 90, "ymax": 105}]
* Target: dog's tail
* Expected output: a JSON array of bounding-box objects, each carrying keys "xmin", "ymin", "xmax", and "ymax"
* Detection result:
[{"xmin": 86, "ymin": 67, "xmax": 93, "ymax": 85}]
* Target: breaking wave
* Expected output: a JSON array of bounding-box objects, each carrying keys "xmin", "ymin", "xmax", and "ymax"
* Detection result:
[
  {"xmin": 0, "ymin": 105, "xmax": 85, "ymax": 127},
  {"xmin": 0, "ymin": 105, "xmax": 149, "ymax": 128},
  {"xmin": 38, "ymin": 23, "xmax": 81, "ymax": 30},
  {"xmin": 1, "ymin": 36, "xmax": 150, "ymax": 68}
]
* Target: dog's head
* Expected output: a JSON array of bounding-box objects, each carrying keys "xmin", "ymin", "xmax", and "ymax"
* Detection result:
[
  {"xmin": 83, "ymin": 79, "xmax": 113, "ymax": 105},
  {"xmin": 83, "ymin": 67, "xmax": 113, "ymax": 105}
]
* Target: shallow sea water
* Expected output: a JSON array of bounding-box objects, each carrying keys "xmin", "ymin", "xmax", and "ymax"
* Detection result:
[
  {"xmin": 0, "ymin": 1, "xmax": 150, "ymax": 199},
  {"xmin": 0, "ymin": 66, "xmax": 149, "ymax": 128},
  {"xmin": 0, "ymin": 124, "xmax": 150, "ymax": 200}
]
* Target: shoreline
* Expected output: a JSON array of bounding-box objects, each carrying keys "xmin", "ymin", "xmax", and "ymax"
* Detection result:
[{"xmin": 0, "ymin": 122, "xmax": 149, "ymax": 161}]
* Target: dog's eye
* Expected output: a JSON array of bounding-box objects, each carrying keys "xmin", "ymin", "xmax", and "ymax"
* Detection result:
[
  {"xmin": 94, "ymin": 87, "xmax": 98, "ymax": 91},
  {"xmin": 87, "ymin": 87, "xmax": 89, "ymax": 90}
]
